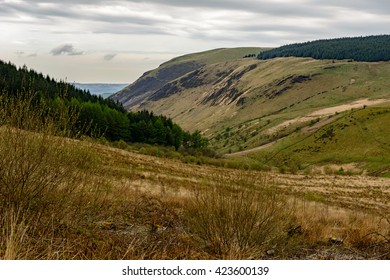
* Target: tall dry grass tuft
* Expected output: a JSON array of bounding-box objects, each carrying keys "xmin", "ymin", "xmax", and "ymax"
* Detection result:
[
  {"xmin": 284, "ymin": 198, "xmax": 390, "ymax": 259},
  {"xmin": 185, "ymin": 173, "xmax": 290, "ymax": 259},
  {"xmin": 1, "ymin": 208, "xmax": 29, "ymax": 259},
  {"xmin": 0, "ymin": 91, "xmax": 96, "ymax": 259}
]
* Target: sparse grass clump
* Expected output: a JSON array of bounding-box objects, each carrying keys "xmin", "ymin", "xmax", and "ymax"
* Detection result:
[{"xmin": 185, "ymin": 173, "xmax": 290, "ymax": 259}]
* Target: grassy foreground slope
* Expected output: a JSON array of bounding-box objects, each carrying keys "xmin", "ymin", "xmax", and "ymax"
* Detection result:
[
  {"xmin": 1, "ymin": 92, "xmax": 389, "ymax": 260},
  {"xmin": 1, "ymin": 128, "xmax": 389, "ymax": 259}
]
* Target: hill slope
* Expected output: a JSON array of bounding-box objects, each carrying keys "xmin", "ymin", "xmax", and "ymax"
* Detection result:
[
  {"xmin": 244, "ymin": 103, "xmax": 390, "ymax": 176},
  {"xmin": 110, "ymin": 45, "xmax": 390, "ymax": 173},
  {"xmin": 110, "ymin": 47, "xmax": 265, "ymax": 109}
]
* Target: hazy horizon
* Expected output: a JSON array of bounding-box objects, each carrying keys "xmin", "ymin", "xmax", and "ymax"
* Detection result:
[{"xmin": 1, "ymin": 0, "xmax": 389, "ymax": 83}]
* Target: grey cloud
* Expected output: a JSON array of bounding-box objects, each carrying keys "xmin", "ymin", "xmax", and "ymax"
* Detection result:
[
  {"xmin": 0, "ymin": 0, "xmax": 354, "ymax": 23},
  {"xmin": 1, "ymin": 1, "xmax": 166, "ymax": 26},
  {"xmin": 0, "ymin": 1, "xmax": 76, "ymax": 20},
  {"xmin": 15, "ymin": 51, "xmax": 38, "ymax": 57},
  {"xmin": 104, "ymin": 54, "xmax": 116, "ymax": 61},
  {"xmin": 3, "ymin": 0, "xmax": 389, "ymax": 54},
  {"xmin": 93, "ymin": 24, "xmax": 172, "ymax": 36},
  {"xmin": 6, "ymin": 1, "xmax": 389, "ymax": 29},
  {"xmin": 51, "ymin": 44, "xmax": 83, "ymax": 56},
  {"xmin": 311, "ymin": 0, "xmax": 390, "ymax": 14},
  {"xmin": 325, "ymin": 20, "xmax": 390, "ymax": 38},
  {"xmin": 127, "ymin": 0, "xmax": 333, "ymax": 18}
]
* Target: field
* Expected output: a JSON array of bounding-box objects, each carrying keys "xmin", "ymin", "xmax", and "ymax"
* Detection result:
[{"xmin": 1, "ymin": 116, "xmax": 389, "ymax": 259}]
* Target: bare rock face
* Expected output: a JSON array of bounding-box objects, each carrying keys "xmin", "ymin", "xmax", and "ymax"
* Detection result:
[{"xmin": 201, "ymin": 64, "xmax": 257, "ymax": 106}]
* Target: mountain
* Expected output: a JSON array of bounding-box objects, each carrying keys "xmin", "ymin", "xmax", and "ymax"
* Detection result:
[
  {"xmin": 110, "ymin": 47, "xmax": 266, "ymax": 109},
  {"xmin": 73, "ymin": 83, "xmax": 127, "ymax": 98},
  {"xmin": 111, "ymin": 49, "xmax": 390, "ymax": 141},
  {"xmin": 110, "ymin": 40, "xmax": 390, "ymax": 174}
]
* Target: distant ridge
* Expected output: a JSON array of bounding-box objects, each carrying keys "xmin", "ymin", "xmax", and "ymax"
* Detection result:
[
  {"xmin": 258, "ymin": 35, "xmax": 390, "ymax": 62},
  {"xmin": 73, "ymin": 83, "xmax": 127, "ymax": 96}
]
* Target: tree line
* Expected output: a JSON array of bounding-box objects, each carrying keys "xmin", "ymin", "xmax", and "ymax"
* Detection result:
[
  {"xmin": 258, "ymin": 35, "xmax": 390, "ymax": 62},
  {"xmin": 0, "ymin": 60, "xmax": 207, "ymax": 150}
]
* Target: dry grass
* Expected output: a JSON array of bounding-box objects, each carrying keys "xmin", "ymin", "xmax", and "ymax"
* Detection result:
[
  {"xmin": 185, "ymin": 173, "xmax": 290, "ymax": 259},
  {"xmin": 0, "ymin": 93, "xmax": 389, "ymax": 259},
  {"xmin": 284, "ymin": 199, "xmax": 390, "ymax": 259}
]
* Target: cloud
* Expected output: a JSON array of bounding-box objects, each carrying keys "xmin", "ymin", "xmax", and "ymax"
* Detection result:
[
  {"xmin": 4, "ymin": 0, "xmax": 390, "ymax": 46},
  {"xmin": 50, "ymin": 44, "xmax": 83, "ymax": 56},
  {"xmin": 103, "ymin": 54, "xmax": 116, "ymax": 61},
  {"xmin": 2, "ymin": 0, "xmax": 390, "ymax": 82},
  {"xmin": 15, "ymin": 51, "xmax": 38, "ymax": 57}
]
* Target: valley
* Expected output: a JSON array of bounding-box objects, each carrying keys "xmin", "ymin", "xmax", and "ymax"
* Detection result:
[{"xmin": 1, "ymin": 36, "xmax": 390, "ymax": 260}]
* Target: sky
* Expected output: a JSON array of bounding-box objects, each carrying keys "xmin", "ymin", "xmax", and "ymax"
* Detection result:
[{"xmin": 1, "ymin": 0, "xmax": 389, "ymax": 83}]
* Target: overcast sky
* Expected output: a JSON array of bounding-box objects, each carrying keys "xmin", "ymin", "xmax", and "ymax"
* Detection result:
[{"xmin": 1, "ymin": 0, "xmax": 389, "ymax": 83}]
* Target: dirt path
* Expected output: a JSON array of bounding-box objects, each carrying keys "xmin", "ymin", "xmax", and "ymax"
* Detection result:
[
  {"xmin": 267, "ymin": 98, "xmax": 389, "ymax": 135},
  {"xmin": 225, "ymin": 138, "xmax": 283, "ymax": 157}
]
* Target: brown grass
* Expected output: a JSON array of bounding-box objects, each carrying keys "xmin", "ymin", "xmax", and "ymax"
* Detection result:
[
  {"xmin": 0, "ymin": 93, "xmax": 389, "ymax": 259},
  {"xmin": 185, "ymin": 173, "xmax": 290, "ymax": 259}
]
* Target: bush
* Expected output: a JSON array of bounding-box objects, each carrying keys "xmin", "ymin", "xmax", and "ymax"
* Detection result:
[
  {"xmin": 185, "ymin": 173, "xmax": 289, "ymax": 258},
  {"xmin": 113, "ymin": 139, "xmax": 129, "ymax": 150},
  {"xmin": 182, "ymin": 155, "xmax": 202, "ymax": 165}
]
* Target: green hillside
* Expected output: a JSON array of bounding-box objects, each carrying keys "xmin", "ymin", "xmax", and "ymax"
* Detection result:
[
  {"xmin": 0, "ymin": 60, "xmax": 122, "ymax": 111},
  {"xmin": 161, "ymin": 47, "xmax": 267, "ymax": 68},
  {"xmin": 136, "ymin": 56, "xmax": 390, "ymax": 151},
  {"xmin": 244, "ymin": 104, "xmax": 390, "ymax": 176},
  {"xmin": 110, "ymin": 43, "xmax": 390, "ymax": 175}
]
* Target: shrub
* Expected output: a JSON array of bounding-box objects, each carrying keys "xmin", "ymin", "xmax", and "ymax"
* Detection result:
[{"xmin": 185, "ymin": 173, "xmax": 289, "ymax": 258}]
